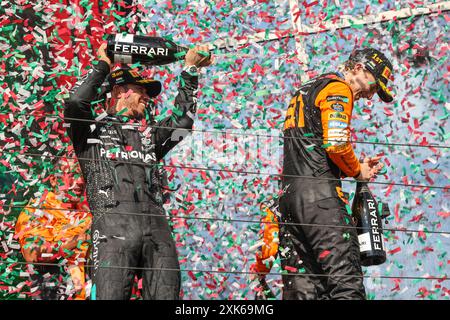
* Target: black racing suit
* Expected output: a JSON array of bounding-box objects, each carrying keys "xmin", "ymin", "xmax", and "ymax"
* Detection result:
[
  {"xmin": 64, "ymin": 60, "xmax": 198, "ymax": 300},
  {"xmin": 279, "ymin": 73, "xmax": 366, "ymax": 300}
]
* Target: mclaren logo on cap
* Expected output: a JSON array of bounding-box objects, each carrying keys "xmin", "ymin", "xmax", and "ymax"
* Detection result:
[{"xmin": 381, "ymin": 66, "xmax": 391, "ymax": 80}]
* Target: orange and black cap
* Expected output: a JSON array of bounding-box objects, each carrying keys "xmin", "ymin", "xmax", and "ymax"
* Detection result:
[{"xmin": 349, "ymin": 48, "xmax": 394, "ymax": 103}]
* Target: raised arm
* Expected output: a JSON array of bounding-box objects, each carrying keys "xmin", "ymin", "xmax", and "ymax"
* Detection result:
[
  {"xmin": 154, "ymin": 45, "xmax": 213, "ymax": 160},
  {"xmin": 64, "ymin": 44, "xmax": 111, "ymax": 149}
]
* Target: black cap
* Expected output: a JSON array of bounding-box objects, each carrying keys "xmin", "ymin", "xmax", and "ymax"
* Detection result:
[
  {"xmin": 107, "ymin": 68, "xmax": 162, "ymax": 98},
  {"xmin": 349, "ymin": 48, "xmax": 394, "ymax": 103}
]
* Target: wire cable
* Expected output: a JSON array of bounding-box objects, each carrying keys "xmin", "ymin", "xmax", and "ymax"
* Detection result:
[
  {"xmin": 3, "ymin": 204, "xmax": 449, "ymax": 235},
  {"xmin": 4, "ymin": 261, "xmax": 449, "ymax": 282},
  {"xmin": 5, "ymin": 151, "xmax": 448, "ymax": 190},
  {"xmin": 3, "ymin": 113, "xmax": 449, "ymax": 149}
]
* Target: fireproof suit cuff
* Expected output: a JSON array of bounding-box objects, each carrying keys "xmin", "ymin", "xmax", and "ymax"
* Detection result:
[
  {"xmin": 353, "ymin": 170, "xmax": 362, "ymax": 180},
  {"xmin": 94, "ymin": 59, "xmax": 111, "ymax": 75}
]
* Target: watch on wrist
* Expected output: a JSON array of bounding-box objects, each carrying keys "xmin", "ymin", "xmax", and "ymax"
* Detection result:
[{"xmin": 183, "ymin": 65, "xmax": 198, "ymax": 75}]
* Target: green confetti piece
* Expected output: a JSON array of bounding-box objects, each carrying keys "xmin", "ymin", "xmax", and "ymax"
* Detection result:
[
  {"xmin": 174, "ymin": 51, "xmax": 187, "ymax": 59},
  {"xmin": 378, "ymin": 202, "xmax": 383, "ymax": 217},
  {"xmin": 255, "ymin": 90, "xmax": 270, "ymax": 97},
  {"xmin": 90, "ymin": 99, "xmax": 105, "ymax": 105},
  {"xmin": 197, "ymin": 50, "xmax": 209, "ymax": 57},
  {"xmin": 171, "ymin": 106, "xmax": 183, "ymax": 117},
  {"xmin": 23, "ymin": 243, "xmax": 34, "ymax": 249},
  {"xmin": 378, "ymin": 166, "xmax": 387, "ymax": 175},
  {"xmin": 116, "ymin": 107, "xmax": 128, "ymax": 115},
  {"xmin": 343, "ymin": 216, "xmax": 351, "ymax": 225},
  {"xmin": 129, "ymin": 62, "xmax": 142, "ymax": 69},
  {"xmin": 306, "ymin": 145, "xmax": 315, "ymax": 152},
  {"xmin": 179, "ymin": 76, "xmax": 186, "ymax": 88},
  {"xmin": 345, "ymin": 204, "xmax": 353, "ymax": 215}
]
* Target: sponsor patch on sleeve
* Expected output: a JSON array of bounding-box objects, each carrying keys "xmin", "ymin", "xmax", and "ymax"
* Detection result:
[
  {"xmin": 327, "ymin": 120, "xmax": 348, "ymax": 129},
  {"xmin": 327, "ymin": 128, "xmax": 348, "ymax": 146},
  {"xmin": 331, "ymin": 103, "xmax": 344, "ymax": 112},
  {"xmin": 328, "ymin": 128, "xmax": 347, "ymax": 137},
  {"xmin": 328, "ymin": 112, "xmax": 348, "ymax": 121},
  {"xmin": 326, "ymin": 95, "xmax": 349, "ymax": 103}
]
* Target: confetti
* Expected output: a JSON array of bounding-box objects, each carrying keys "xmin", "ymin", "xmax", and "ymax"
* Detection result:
[{"xmin": 0, "ymin": 0, "xmax": 448, "ymax": 301}]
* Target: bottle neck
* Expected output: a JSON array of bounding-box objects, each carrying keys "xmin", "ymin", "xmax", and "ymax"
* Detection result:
[{"xmin": 356, "ymin": 181, "xmax": 370, "ymax": 193}]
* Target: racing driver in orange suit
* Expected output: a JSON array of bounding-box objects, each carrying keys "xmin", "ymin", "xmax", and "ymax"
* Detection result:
[{"xmin": 279, "ymin": 48, "xmax": 394, "ymax": 299}]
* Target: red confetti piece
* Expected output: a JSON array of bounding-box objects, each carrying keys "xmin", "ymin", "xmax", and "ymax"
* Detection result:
[
  {"xmin": 388, "ymin": 247, "xmax": 401, "ymax": 255},
  {"xmin": 409, "ymin": 213, "xmax": 424, "ymax": 223},
  {"xmin": 383, "ymin": 107, "xmax": 394, "ymax": 116},
  {"xmin": 318, "ymin": 250, "xmax": 331, "ymax": 260},
  {"xmin": 188, "ymin": 271, "xmax": 197, "ymax": 281},
  {"xmin": 385, "ymin": 182, "xmax": 395, "ymax": 197},
  {"xmin": 284, "ymin": 266, "xmax": 297, "ymax": 272},
  {"xmin": 437, "ymin": 212, "xmax": 450, "ymax": 219},
  {"xmin": 394, "ymin": 203, "xmax": 401, "ymax": 223},
  {"xmin": 398, "ymin": 43, "xmax": 410, "ymax": 52}
]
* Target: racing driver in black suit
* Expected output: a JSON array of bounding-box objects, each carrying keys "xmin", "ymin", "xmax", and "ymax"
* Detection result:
[{"xmin": 64, "ymin": 43, "xmax": 212, "ymax": 300}]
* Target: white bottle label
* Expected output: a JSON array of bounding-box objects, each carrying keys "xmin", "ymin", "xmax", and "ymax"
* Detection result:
[
  {"xmin": 114, "ymin": 54, "xmax": 132, "ymax": 64},
  {"xmin": 358, "ymin": 232, "xmax": 372, "ymax": 252}
]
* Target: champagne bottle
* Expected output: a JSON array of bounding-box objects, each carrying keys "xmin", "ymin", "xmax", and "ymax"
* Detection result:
[
  {"xmin": 352, "ymin": 182, "xmax": 389, "ymax": 266},
  {"xmin": 106, "ymin": 34, "xmax": 188, "ymax": 66}
]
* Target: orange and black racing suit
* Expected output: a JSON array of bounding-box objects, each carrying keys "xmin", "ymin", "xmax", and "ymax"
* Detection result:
[{"xmin": 279, "ymin": 72, "xmax": 366, "ymax": 299}]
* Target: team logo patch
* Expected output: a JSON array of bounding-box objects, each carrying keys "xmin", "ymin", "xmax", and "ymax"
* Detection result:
[
  {"xmin": 328, "ymin": 128, "xmax": 347, "ymax": 138},
  {"xmin": 111, "ymin": 70, "xmax": 123, "ymax": 78},
  {"xmin": 328, "ymin": 112, "xmax": 347, "ymax": 121},
  {"xmin": 326, "ymin": 95, "xmax": 349, "ymax": 103},
  {"xmin": 129, "ymin": 70, "xmax": 140, "ymax": 78},
  {"xmin": 381, "ymin": 66, "xmax": 391, "ymax": 80},
  {"xmin": 328, "ymin": 120, "xmax": 347, "ymax": 129},
  {"xmin": 331, "ymin": 103, "xmax": 344, "ymax": 112}
]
